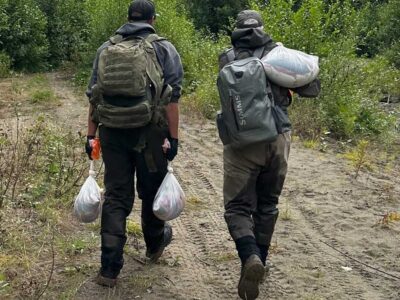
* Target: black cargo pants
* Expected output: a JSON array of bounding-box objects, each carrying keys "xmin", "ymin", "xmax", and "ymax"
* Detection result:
[
  {"xmin": 223, "ymin": 132, "xmax": 291, "ymax": 249},
  {"xmin": 99, "ymin": 125, "xmax": 168, "ymax": 278}
]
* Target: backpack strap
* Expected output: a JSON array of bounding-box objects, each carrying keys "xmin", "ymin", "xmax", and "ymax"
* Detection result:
[
  {"xmin": 253, "ymin": 46, "xmax": 265, "ymax": 59},
  {"xmin": 109, "ymin": 34, "xmax": 124, "ymax": 45},
  {"xmin": 145, "ymin": 33, "xmax": 166, "ymax": 43},
  {"xmin": 226, "ymin": 47, "xmax": 264, "ymax": 61},
  {"xmin": 266, "ymin": 82, "xmax": 275, "ymax": 106},
  {"xmin": 226, "ymin": 48, "xmax": 236, "ymax": 62}
]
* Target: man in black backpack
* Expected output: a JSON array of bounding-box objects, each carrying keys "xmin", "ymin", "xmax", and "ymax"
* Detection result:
[
  {"xmin": 218, "ymin": 10, "xmax": 320, "ymax": 300},
  {"xmin": 85, "ymin": 0, "xmax": 183, "ymax": 287}
]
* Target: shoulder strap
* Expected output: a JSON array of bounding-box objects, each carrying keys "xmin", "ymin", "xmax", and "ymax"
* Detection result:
[
  {"xmin": 226, "ymin": 48, "xmax": 236, "ymax": 63},
  {"xmin": 226, "ymin": 47, "xmax": 264, "ymax": 61},
  {"xmin": 146, "ymin": 34, "xmax": 166, "ymax": 44},
  {"xmin": 109, "ymin": 33, "xmax": 164, "ymax": 45},
  {"xmin": 253, "ymin": 46, "xmax": 265, "ymax": 59},
  {"xmin": 265, "ymin": 82, "xmax": 275, "ymax": 107},
  {"xmin": 109, "ymin": 34, "xmax": 124, "ymax": 45}
]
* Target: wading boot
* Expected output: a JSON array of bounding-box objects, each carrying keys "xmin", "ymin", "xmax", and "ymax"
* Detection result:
[
  {"xmin": 238, "ymin": 254, "xmax": 265, "ymax": 300},
  {"xmin": 95, "ymin": 272, "xmax": 117, "ymax": 288},
  {"xmin": 146, "ymin": 224, "xmax": 173, "ymax": 262}
]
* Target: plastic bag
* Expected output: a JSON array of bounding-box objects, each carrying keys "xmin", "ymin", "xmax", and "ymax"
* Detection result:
[
  {"xmin": 74, "ymin": 161, "xmax": 101, "ymax": 223},
  {"xmin": 261, "ymin": 45, "xmax": 319, "ymax": 88},
  {"xmin": 153, "ymin": 166, "xmax": 185, "ymax": 221}
]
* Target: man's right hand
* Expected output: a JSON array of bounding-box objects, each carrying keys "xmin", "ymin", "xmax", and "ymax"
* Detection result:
[
  {"xmin": 166, "ymin": 137, "xmax": 178, "ymax": 161},
  {"xmin": 85, "ymin": 135, "xmax": 95, "ymax": 160}
]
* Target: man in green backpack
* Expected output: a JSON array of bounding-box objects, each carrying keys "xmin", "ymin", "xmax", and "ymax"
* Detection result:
[
  {"xmin": 218, "ymin": 10, "xmax": 320, "ymax": 300},
  {"xmin": 85, "ymin": 0, "xmax": 183, "ymax": 287}
]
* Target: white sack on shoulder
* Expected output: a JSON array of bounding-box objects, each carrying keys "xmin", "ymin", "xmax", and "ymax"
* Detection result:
[
  {"xmin": 153, "ymin": 166, "xmax": 185, "ymax": 221},
  {"xmin": 262, "ymin": 45, "xmax": 319, "ymax": 88},
  {"xmin": 74, "ymin": 162, "xmax": 101, "ymax": 223}
]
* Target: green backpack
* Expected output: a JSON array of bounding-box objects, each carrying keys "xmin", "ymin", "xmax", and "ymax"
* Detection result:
[
  {"xmin": 90, "ymin": 34, "xmax": 170, "ymax": 129},
  {"xmin": 216, "ymin": 48, "xmax": 278, "ymax": 148}
]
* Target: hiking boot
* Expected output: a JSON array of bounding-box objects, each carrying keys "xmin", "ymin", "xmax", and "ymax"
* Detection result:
[
  {"xmin": 146, "ymin": 224, "xmax": 173, "ymax": 262},
  {"xmin": 238, "ymin": 254, "xmax": 265, "ymax": 300},
  {"xmin": 95, "ymin": 272, "xmax": 117, "ymax": 288}
]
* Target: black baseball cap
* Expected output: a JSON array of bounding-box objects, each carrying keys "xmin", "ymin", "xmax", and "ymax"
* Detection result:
[
  {"xmin": 236, "ymin": 10, "xmax": 264, "ymax": 29},
  {"xmin": 128, "ymin": 0, "xmax": 156, "ymax": 21}
]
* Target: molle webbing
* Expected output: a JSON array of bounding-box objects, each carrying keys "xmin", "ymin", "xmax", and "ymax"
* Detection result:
[{"xmin": 93, "ymin": 34, "xmax": 166, "ymax": 129}]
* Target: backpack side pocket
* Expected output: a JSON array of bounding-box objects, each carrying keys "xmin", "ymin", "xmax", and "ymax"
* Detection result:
[{"xmin": 216, "ymin": 111, "xmax": 231, "ymax": 145}]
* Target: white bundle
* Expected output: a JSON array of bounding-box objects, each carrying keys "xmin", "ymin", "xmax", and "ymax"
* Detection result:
[
  {"xmin": 262, "ymin": 45, "xmax": 319, "ymax": 88},
  {"xmin": 153, "ymin": 166, "xmax": 185, "ymax": 221},
  {"xmin": 74, "ymin": 162, "xmax": 101, "ymax": 223}
]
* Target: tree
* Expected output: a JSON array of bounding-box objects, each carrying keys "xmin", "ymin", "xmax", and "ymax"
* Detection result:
[
  {"xmin": 0, "ymin": 0, "xmax": 48, "ymax": 71},
  {"xmin": 36, "ymin": 0, "xmax": 90, "ymax": 66},
  {"xmin": 356, "ymin": 0, "xmax": 400, "ymax": 67},
  {"xmin": 184, "ymin": 0, "xmax": 249, "ymax": 35}
]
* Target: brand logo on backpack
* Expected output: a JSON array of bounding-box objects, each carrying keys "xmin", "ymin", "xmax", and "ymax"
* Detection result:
[{"xmin": 234, "ymin": 95, "xmax": 247, "ymax": 127}]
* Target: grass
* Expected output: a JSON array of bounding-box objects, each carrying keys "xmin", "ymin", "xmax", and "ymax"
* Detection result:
[
  {"xmin": 0, "ymin": 114, "xmax": 90, "ymax": 298},
  {"xmin": 186, "ymin": 195, "xmax": 204, "ymax": 210},
  {"xmin": 126, "ymin": 220, "xmax": 143, "ymax": 238},
  {"xmin": 280, "ymin": 201, "xmax": 292, "ymax": 221},
  {"xmin": 57, "ymin": 236, "xmax": 97, "ymax": 256},
  {"xmin": 377, "ymin": 212, "xmax": 400, "ymax": 226},
  {"xmin": 28, "ymin": 75, "xmax": 56, "ymax": 103},
  {"xmin": 28, "ymin": 74, "xmax": 48, "ymax": 87},
  {"xmin": 127, "ymin": 274, "xmax": 158, "ymax": 293},
  {"xmin": 303, "ymin": 139, "xmax": 319, "ymax": 149},
  {"xmin": 343, "ymin": 139, "xmax": 373, "ymax": 178},
  {"xmin": 30, "ymin": 89, "xmax": 55, "ymax": 103}
]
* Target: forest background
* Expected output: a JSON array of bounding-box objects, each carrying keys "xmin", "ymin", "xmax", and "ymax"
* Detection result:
[
  {"xmin": 0, "ymin": 0, "xmax": 400, "ymax": 143},
  {"xmin": 0, "ymin": 0, "xmax": 399, "ymax": 143}
]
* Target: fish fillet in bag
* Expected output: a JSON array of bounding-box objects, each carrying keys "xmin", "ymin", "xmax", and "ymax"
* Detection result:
[{"xmin": 153, "ymin": 166, "xmax": 185, "ymax": 221}]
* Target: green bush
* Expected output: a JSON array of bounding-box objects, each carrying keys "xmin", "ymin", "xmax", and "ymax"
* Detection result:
[
  {"xmin": 0, "ymin": 51, "xmax": 11, "ymax": 78},
  {"xmin": 250, "ymin": 0, "xmax": 397, "ymax": 141},
  {"xmin": 85, "ymin": 0, "xmax": 131, "ymax": 53},
  {"xmin": 155, "ymin": 0, "xmax": 228, "ymax": 114},
  {"xmin": 183, "ymin": 0, "xmax": 248, "ymax": 35},
  {"xmin": 317, "ymin": 51, "xmax": 398, "ymax": 140},
  {"xmin": 0, "ymin": 117, "xmax": 86, "ymax": 209},
  {"xmin": 385, "ymin": 41, "xmax": 400, "ymax": 69},
  {"xmin": 356, "ymin": 0, "xmax": 400, "ymax": 66},
  {"xmin": 0, "ymin": 0, "xmax": 49, "ymax": 71},
  {"xmin": 0, "ymin": 0, "xmax": 396, "ymax": 143},
  {"xmin": 36, "ymin": 0, "xmax": 90, "ymax": 66}
]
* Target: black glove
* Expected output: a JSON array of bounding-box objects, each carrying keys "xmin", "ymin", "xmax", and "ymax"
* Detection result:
[
  {"xmin": 166, "ymin": 137, "xmax": 178, "ymax": 161},
  {"xmin": 85, "ymin": 135, "xmax": 95, "ymax": 160}
]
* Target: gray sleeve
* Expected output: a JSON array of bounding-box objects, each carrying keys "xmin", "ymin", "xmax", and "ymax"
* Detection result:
[
  {"xmin": 86, "ymin": 41, "xmax": 110, "ymax": 99},
  {"xmin": 153, "ymin": 40, "xmax": 183, "ymax": 103}
]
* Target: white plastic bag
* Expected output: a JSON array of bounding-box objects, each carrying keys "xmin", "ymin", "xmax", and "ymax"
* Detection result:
[
  {"xmin": 74, "ymin": 161, "xmax": 101, "ymax": 223},
  {"xmin": 153, "ymin": 166, "xmax": 185, "ymax": 221},
  {"xmin": 262, "ymin": 45, "xmax": 319, "ymax": 88}
]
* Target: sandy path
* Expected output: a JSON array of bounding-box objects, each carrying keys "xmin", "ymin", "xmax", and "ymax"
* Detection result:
[{"xmin": 48, "ymin": 72, "xmax": 400, "ymax": 300}]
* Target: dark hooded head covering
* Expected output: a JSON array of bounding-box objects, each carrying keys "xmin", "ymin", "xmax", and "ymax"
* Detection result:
[
  {"xmin": 235, "ymin": 10, "xmax": 264, "ymax": 29},
  {"xmin": 231, "ymin": 9, "xmax": 274, "ymax": 51}
]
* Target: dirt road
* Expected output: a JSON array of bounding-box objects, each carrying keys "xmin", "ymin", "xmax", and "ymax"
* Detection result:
[{"xmin": 49, "ymin": 72, "xmax": 400, "ymax": 300}]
